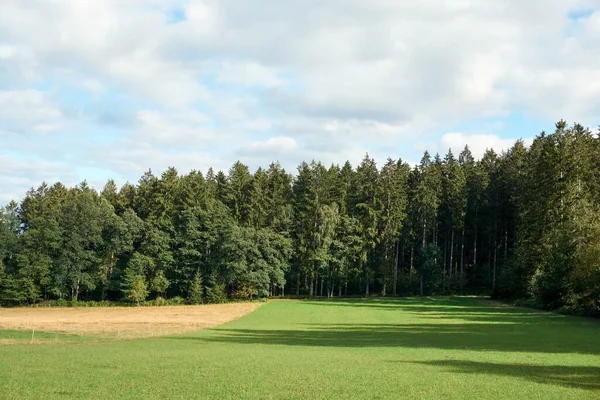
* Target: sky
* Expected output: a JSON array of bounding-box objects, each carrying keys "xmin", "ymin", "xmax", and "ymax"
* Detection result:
[{"xmin": 1, "ymin": 0, "xmax": 599, "ymax": 203}]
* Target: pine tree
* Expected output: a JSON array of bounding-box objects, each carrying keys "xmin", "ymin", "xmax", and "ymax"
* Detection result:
[
  {"xmin": 350, "ymin": 154, "xmax": 380, "ymax": 295},
  {"xmin": 442, "ymin": 149, "xmax": 466, "ymax": 291},
  {"xmin": 248, "ymin": 167, "xmax": 270, "ymax": 229},
  {"xmin": 122, "ymin": 252, "xmax": 151, "ymax": 304},
  {"xmin": 377, "ymin": 158, "xmax": 409, "ymax": 296},
  {"xmin": 412, "ymin": 152, "xmax": 442, "ymax": 295},
  {"xmin": 188, "ymin": 271, "xmax": 204, "ymax": 304},
  {"xmin": 225, "ymin": 161, "xmax": 253, "ymax": 225}
]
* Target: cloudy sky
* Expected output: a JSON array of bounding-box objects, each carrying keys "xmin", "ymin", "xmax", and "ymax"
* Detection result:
[{"xmin": 1, "ymin": 0, "xmax": 599, "ymax": 203}]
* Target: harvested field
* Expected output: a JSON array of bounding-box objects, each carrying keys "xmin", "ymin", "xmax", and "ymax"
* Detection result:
[{"xmin": 0, "ymin": 302, "xmax": 260, "ymax": 341}]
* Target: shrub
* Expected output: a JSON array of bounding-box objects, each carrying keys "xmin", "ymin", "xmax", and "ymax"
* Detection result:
[{"xmin": 232, "ymin": 284, "xmax": 254, "ymax": 300}]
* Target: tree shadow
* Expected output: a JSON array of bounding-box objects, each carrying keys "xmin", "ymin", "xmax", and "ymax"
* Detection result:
[
  {"xmin": 300, "ymin": 297, "xmax": 599, "ymax": 327},
  {"xmin": 403, "ymin": 360, "xmax": 600, "ymax": 391},
  {"xmin": 300, "ymin": 297, "xmax": 540, "ymax": 314},
  {"xmin": 173, "ymin": 320, "xmax": 600, "ymax": 355},
  {"xmin": 165, "ymin": 298, "xmax": 600, "ymax": 355}
]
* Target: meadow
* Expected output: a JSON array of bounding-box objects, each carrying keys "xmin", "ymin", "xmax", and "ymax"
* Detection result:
[{"xmin": 1, "ymin": 297, "xmax": 599, "ymax": 399}]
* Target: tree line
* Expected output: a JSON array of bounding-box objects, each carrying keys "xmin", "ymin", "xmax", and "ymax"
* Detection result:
[{"xmin": 1, "ymin": 121, "xmax": 599, "ymax": 312}]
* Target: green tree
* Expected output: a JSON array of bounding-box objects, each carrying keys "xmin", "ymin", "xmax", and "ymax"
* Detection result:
[
  {"xmin": 377, "ymin": 158, "xmax": 410, "ymax": 296},
  {"xmin": 188, "ymin": 271, "xmax": 204, "ymax": 304},
  {"xmin": 122, "ymin": 252, "xmax": 151, "ymax": 304},
  {"xmin": 225, "ymin": 161, "xmax": 253, "ymax": 225},
  {"xmin": 349, "ymin": 155, "xmax": 380, "ymax": 295},
  {"xmin": 441, "ymin": 149, "xmax": 467, "ymax": 291},
  {"xmin": 412, "ymin": 152, "xmax": 442, "ymax": 295}
]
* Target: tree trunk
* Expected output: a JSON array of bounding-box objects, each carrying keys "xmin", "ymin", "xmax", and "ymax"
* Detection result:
[
  {"xmin": 474, "ymin": 233, "xmax": 478, "ymax": 268},
  {"xmin": 320, "ymin": 277, "xmax": 324, "ymax": 297},
  {"xmin": 488, "ymin": 248, "xmax": 492, "ymax": 279},
  {"xmin": 338, "ymin": 282, "xmax": 342, "ymax": 297},
  {"xmin": 421, "ymin": 222, "xmax": 426, "ymax": 296},
  {"xmin": 359, "ymin": 276, "xmax": 362, "ymax": 294},
  {"xmin": 450, "ymin": 229, "xmax": 455, "ymax": 286},
  {"xmin": 409, "ymin": 246, "xmax": 414, "ymax": 281},
  {"xmin": 365, "ymin": 274, "xmax": 370, "ymax": 295},
  {"xmin": 383, "ymin": 249, "xmax": 388, "ymax": 297},
  {"xmin": 296, "ymin": 272, "xmax": 300, "ymax": 296},
  {"xmin": 474, "ymin": 211, "xmax": 478, "ymax": 267},
  {"xmin": 71, "ymin": 275, "xmax": 80, "ymax": 302},
  {"xmin": 393, "ymin": 241, "xmax": 399, "ymax": 296},
  {"xmin": 309, "ymin": 275, "xmax": 314, "ymax": 297},
  {"xmin": 443, "ymin": 237, "xmax": 448, "ymax": 287},
  {"xmin": 460, "ymin": 227, "xmax": 465, "ymax": 292},
  {"xmin": 504, "ymin": 228, "xmax": 508, "ymax": 260},
  {"xmin": 492, "ymin": 210, "xmax": 499, "ymax": 294},
  {"xmin": 492, "ymin": 241, "xmax": 498, "ymax": 294}
]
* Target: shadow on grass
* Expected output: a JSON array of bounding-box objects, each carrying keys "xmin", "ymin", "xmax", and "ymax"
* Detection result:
[
  {"xmin": 404, "ymin": 360, "xmax": 600, "ymax": 391},
  {"xmin": 178, "ymin": 322, "xmax": 599, "ymax": 355},
  {"xmin": 299, "ymin": 297, "xmax": 599, "ymax": 327},
  {"xmin": 196, "ymin": 324, "xmax": 600, "ymax": 354},
  {"xmin": 166, "ymin": 298, "xmax": 600, "ymax": 355},
  {"xmin": 300, "ymin": 297, "xmax": 541, "ymax": 314}
]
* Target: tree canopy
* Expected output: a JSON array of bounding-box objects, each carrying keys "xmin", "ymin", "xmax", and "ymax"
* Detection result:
[{"xmin": 1, "ymin": 121, "xmax": 599, "ymax": 313}]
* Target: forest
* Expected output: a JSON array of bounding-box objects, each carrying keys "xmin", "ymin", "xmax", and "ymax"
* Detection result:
[{"xmin": 1, "ymin": 121, "xmax": 599, "ymax": 313}]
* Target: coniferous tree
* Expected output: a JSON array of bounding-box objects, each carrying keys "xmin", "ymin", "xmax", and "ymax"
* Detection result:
[
  {"xmin": 377, "ymin": 158, "xmax": 409, "ymax": 296},
  {"xmin": 1, "ymin": 121, "xmax": 599, "ymax": 312},
  {"xmin": 350, "ymin": 155, "xmax": 380, "ymax": 295}
]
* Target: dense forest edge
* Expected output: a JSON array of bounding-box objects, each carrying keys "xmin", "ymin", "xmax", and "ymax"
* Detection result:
[{"xmin": 1, "ymin": 121, "xmax": 599, "ymax": 316}]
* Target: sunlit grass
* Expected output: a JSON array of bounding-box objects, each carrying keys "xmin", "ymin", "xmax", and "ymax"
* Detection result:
[{"xmin": 1, "ymin": 297, "xmax": 599, "ymax": 399}]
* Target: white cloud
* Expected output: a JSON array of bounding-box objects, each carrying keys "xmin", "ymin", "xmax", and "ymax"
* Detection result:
[
  {"xmin": 0, "ymin": 155, "xmax": 73, "ymax": 202},
  {"xmin": 418, "ymin": 132, "xmax": 528, "ymax": 160},
  {"xmin": 1, "ymin": 0, "xmax": 599, "ymax": 201},
  {"xmin": 216, "ymin": 61, "xmax": 284, "ymax": 87},
  {"xmin": 0, "ymin": 90, "xmax": 63, "ymax": 134},
  {"xmin": 96, "ymin": 146, "xmax": 227, "ymax": 181},
  {"xmin": 134, "ymin": 109, "xmax": 216, "ymax": 148}
]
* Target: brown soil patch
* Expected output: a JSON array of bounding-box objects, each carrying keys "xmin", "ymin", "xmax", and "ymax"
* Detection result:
[{"xmin": 0, "ymin": 303, "xmax": 260, "ymax": 341}]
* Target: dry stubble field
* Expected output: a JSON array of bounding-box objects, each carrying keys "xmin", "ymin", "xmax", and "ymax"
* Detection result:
[{"xmin": 0, "ymin": 302, "xmax": 260, "ymax": 343}]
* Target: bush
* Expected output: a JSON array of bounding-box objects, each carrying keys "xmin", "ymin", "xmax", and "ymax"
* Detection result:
[
  {"xmin": 232, "ymin": 284, "xmax": 254, "ymax": 300},
  {"xmin": 165, "ymin": 296, "xmax": 185, "ymax": 306}
]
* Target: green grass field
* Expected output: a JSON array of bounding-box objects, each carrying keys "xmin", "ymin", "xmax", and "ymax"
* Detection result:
[{"xmin": 1, "ymin": 297, "xmax": 599, "ymax": 399}]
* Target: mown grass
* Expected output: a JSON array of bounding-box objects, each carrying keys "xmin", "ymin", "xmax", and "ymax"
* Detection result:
[{"xmin": 1, "ymin": 297, "xmax": 599, "ymax": 399}]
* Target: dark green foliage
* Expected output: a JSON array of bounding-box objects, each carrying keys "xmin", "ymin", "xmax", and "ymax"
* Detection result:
[
  {"xmin": 187, "ymin": 271, "xmax": 204, "ymax": 304},
  {"xmin": 1, "ymin": 122, "xmax": 600, "ymax": 313},
  {"xmin": 419, "ymin": 244, "xmax": 443, "ymax": 295},
  {"xmin": 122, "ymin": 252, "xmax": 151, "ymax": 304},
  {"xmin": 151, "ymin": 270, "xmax": 169, "ymax": 298},
  {"xmin": 0, "ymin": 275, "xmax": 38, "ymax": 305},
  {"xmin": 204, "ymin": 270, "xmax": 227, "ymax": 304}
]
